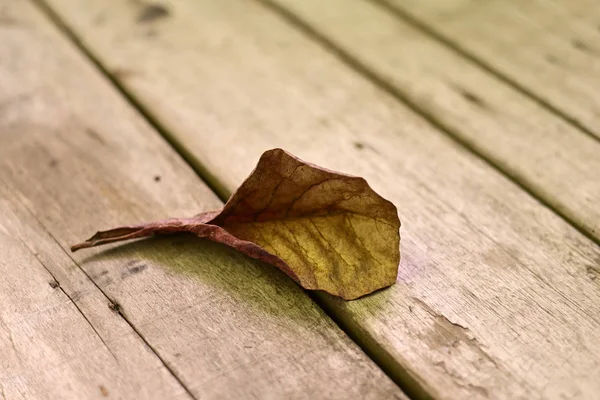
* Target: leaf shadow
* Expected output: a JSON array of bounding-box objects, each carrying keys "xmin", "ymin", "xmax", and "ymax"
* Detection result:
[
  {"xmin": 315, "ymin": 279, "xmax": 396, "ymax": 321},
  {"xmin": 77, "ymin": 234, "xmax": 316, "ymax": 323}
]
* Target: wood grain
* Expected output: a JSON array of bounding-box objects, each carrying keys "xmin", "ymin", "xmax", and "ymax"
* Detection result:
[
  {"xmin": 39, "ymin": 0, "xmax": 600, "ymax": 398},
  {"xmin": 380, "ymin": 0, "xmax": 600, "ymax": 142},
  {"xmin": 266, "ymin": 0, "xmax": 600, "ymax": 245},
  {"xmin": 0, "ymin": 183, "xmax": 190, "ymax": 400},
  {"xmin": 0, "ymin": 1, "xmax": 404, "ymax": 399}
]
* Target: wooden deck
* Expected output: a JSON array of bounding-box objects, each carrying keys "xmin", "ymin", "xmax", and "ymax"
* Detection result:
[{"xmin": 1, "ymin": 0, "xmax": 599, "ymax": 399}]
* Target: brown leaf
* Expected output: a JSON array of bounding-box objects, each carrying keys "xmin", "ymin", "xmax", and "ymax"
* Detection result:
[{"xmin": 71, "ymin": 149, "xmax": 401, "ymax": 300}]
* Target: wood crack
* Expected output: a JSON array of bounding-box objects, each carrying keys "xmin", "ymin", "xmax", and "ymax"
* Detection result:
[
  {"xmin": 20, "ymin": 238, "xmax": 119, "ymax": 363},
  {"xmin": 8, "ymin": 329, "xmax": 18, "ymax": 360},
  {"xmin": 3, "ymin": 180, "xmax": 197, "ymax": 399},
  {"xmin": 432, "ymin": 360, "xmax": 490, "ymax": 398},
  {"xmin": 0, "ymin": 179, "xmax": 113, "ymax": 359},
  {"xmin": 410, "ymin": 297, "xmax": 499, "ymax": 370}
]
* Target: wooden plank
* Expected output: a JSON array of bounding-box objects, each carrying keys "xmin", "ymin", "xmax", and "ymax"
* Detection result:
[
  {"xmin": 265, "ymin": 0, "xmax": 600, "ymax": 245},
  {"xmin": 0, "ymin": 1, "xmax": 405, "ymax": 399},
  {"xmin": 0, "ymin": 184, "xmax": 190, "ymax": 400},
  {"xmin": 379, "ymin": 0, "xmax": 600, "ymax": 142},
  {"xmin": 39, "ymin": 0, "xmax": 600, "ymax": 398}
]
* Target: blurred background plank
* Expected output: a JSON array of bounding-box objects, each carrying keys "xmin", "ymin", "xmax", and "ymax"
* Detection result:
[
  {"xmin": 0, "ymin": 1, "xmax": 404, "ymax": 398},
  {"xmin": 36, "ymin": 0, "xmax": 600, "ymax": 399},
  {"xmin": 265, "ymin": 0, "xmax": 600, "ymax": 245},
  {"xmin": 379, "ymin": 0, "xmax": 600, "ymax": 142}
]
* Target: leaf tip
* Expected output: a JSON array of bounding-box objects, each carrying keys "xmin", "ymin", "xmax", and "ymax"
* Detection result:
[{"xmin": 70, "ymin": 242, "xmax": 90, "ymax": 252}]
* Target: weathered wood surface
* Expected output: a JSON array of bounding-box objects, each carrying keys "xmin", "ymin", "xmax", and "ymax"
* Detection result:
[
  {"xmin": 0, "ymin": 184, "xmax": 189, "ymax": 400},
  {"xmin": 266, "ymin": 0, "xmax": 600, "ymax": 244},
  {"xmin": 40, "ymin": 0, "xmax": 600, "ymax": 398},
  {"xmin": 0, "ymin": 1, "xmax": 405, "ymax": 399},
  {"xmin": 381, "ymin": 0, "xmax": 600, "ymax": 142}
]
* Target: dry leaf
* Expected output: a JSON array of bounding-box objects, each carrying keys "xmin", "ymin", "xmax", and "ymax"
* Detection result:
[{"xmin": 72, "ymin": 149, "xmax": 401, "ymax": 300}]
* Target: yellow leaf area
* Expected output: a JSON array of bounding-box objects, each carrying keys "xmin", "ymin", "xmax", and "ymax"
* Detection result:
[{"xmin": 212, "ymin": 149, "xmax": 401, "ymax": 300}]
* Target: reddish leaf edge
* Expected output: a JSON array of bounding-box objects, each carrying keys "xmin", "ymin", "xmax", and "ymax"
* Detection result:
[{"xmin": 70, "ymin": 214, "xmax": 301, "ymax": 285}]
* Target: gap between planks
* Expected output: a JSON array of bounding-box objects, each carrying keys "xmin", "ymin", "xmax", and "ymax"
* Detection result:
[
  {"xmin": 4, "ymin": 187, "xmax": 118, "ymax": 362},
  {"xmin": 29, "ymin": 0, "xmax": 229, "ymax": 202},
  {"xmin": 4, "ymin": 176, "xmax": 199, "ymax": 399},
  {"xmin": 253, "ymin": 0, "xmax": 600, "ymax": 248},
  {"xmin": 368, "ymin": 0, "xmax": 600, "ymax": 145},
  {"xmin": 8, "ymin": 3, "xmax": 203, "ymax": 394},
  {"xmin": 29, "ymin": 0, "xmax": 418, "ymax": 398}
]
